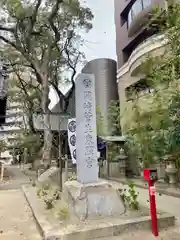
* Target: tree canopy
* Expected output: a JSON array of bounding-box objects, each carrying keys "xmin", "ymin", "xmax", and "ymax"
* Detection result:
[{"xmin": 0, "ymin": 0, "xmax": 94, "ymax": 166}]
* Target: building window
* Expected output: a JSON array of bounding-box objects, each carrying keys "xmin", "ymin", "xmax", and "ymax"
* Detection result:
[
  {"xmin": 128, "ymin": 0, "xmax": 152, "ymax": 27},
  {"xmin": 128, "ymin": 11, "xmax": 133, "ymax": 26},
  {"xmin": 142, "ymin": 0, "xmax": 152, "ymax": 9},
  {"xmin": 132, "ymin": 0, "xmax": 143, "ymax": 19},
  {"xmin": 125, "ymin": 79, "xmax": 153, "ymax": 101}
]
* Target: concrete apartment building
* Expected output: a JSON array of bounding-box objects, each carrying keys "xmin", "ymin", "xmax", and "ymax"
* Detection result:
[
  {"xmin": 0, "ymin": 30, "xmax": 25, "ymax": 162},
  {"xmin": 0, "ymin": 76, "xmax": 25, "ymax": 162},
  {"xmin": 0, "ymin": 102, "xmax": 25, "ymax": 162},
  {"xmin": 114, "ymin": 0, "xmax": 168, "ymax": 132}
]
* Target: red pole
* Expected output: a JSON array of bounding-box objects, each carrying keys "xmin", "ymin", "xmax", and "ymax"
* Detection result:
[{"xmin": 148, "ymin": 181, "xmax": 158, "ymax": 237}]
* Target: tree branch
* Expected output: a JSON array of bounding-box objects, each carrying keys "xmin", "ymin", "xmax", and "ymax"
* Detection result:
[
  {"xmin": 26, "ymin": 0, "xmax": 42, "ymax": 51},
  {"xmin": 49, "ymin": 0, "xmax": 64, "ymax": 22},
  {"xmin": 0, "ymin": 34, "xmax": 39, "ymax": 79},
  {"xmin": 48, "ymin": 0, "xmax": 64, "ymax": 51},
  {"xmin": 0, "ymin": 35, "xmax": 17, "ymax": 49},
  {"xmin": 49, "ymin": 80, "xmax": 66, "ymax": 102},
  {"xmin": 63, "ymin": 42, "xmax": 80, "ymax": 111},
  {"xmin": 10, "ymin": 65, "xmax": 37, "ymax": 133},
  {"xmin": 31, "ymin": 0, "xmax": 42, "ymax": 28}
]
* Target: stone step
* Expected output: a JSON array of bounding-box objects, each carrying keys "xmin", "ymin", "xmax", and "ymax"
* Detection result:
[{"xmin": 95, "ymin": 228, "xmax": 180, "ymax": 240}]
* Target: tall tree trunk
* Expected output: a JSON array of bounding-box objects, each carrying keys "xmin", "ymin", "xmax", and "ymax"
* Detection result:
[
  {"xmin": 58, "ymin": 116, "xmax": 63, "ymax": 191},
  {"xmin": 27, "ymin": 106, "xmax": 37, "ymax": 133},
  {"xmin": 41, "ymin": 74, "xmax": 52, "ymax": 168}
]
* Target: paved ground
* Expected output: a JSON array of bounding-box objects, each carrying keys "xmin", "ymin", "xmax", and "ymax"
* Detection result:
[
  {"xmin": 106, "ymin": 176, "xmax": 180, "ymax": 198},
  {"xmin": 100, "ymin": 178, "xmax": 180, "ymax": 239},
  {"xmin": 1, "ymin": 166, "xmax": 180, "ymax": 240},
  {"xmin": 0, "ymin": 189, "xmax": 41, "ymax": 240},
  {"xmin": 0, "ymin": 165, "xmax": 30, "ymax": 190},
  {"xmin": 107, "ymin": 179, "xmax": 180, "ymax": 224}
]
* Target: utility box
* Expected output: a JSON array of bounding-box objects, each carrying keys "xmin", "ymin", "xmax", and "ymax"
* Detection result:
[{"xmin": 143, "ymin": 168, "xmax": 158, "ymax": 182}]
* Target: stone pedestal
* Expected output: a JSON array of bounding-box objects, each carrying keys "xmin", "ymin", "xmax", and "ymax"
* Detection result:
[
  {"xmin": 109, "ymin": 162, "xmax": 120, "ymax": 177},
  {"xmin": 118, "ymin": 148, "xmax": 127, "ymax": 177},
  {"xmin": 152, "ymin": 163, "xmax": 166, "ymax": 180},
  {"xmin": 63, "ymin": 180, "xmax": 125, "ymax": 221},
  {"xmin": 165, "ymin": 162, "xmax": 177, "ymax": 184}
]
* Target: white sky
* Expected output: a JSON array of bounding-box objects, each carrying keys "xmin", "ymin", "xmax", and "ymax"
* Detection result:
[
  {"xmin": 80, "ymin": 0, "xmax": 116, "ymax": 61},
  {"xmin": 49, "ymin": 0, "xmax": 116, "ymax": 109}
]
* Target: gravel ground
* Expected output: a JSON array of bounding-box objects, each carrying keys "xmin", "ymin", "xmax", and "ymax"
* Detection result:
[{"xmin": 0, "ymin": 189, "xmax": 41, "ymax": 240}]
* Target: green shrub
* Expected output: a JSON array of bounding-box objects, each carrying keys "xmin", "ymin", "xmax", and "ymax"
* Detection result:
[
  {"xmin": 68, "ymin": 175, "xmax": 77, "ymax": 181},
  {"xmin": 44, "ymin": 197, "xmax": 54, "ymax": 209},
  {"xmin": 118, "ymin": 180, "xmax": 139, "ymax": 211},
  {"xmin": 36, "ymin": 184, "xmax": 61, "ymax": 210},
  {"xmin": 58, "ymin": 204, "xmax": 69, "ymax": 219},
  {"xmin": 53, "ymin": 189, "xmax": 61, "ymax": 200}
]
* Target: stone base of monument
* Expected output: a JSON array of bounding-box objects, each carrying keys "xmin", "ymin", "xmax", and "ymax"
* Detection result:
[
  {"xmin": 63, "ymin": 180, "xmax": 125, "ymax": 221},
  {"xmin": 22, "ymin": 184, "xmax": 175, "ymax": 240}
]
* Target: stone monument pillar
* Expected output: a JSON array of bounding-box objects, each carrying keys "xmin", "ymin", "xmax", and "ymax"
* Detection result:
[
  {"xmin": 63, "ymin": 73, "xmax": 125, "ymax": 220},
  {"xmin": 75, "ymin": 73, "xmax": 99, "ymax": 184}
]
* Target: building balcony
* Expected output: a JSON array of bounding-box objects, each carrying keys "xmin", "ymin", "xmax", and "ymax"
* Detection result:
[
  {"xmin": 0, "ymin": 132, "xmax": 18, "ymax": 139},
  {"xmin": 0, "ymin": 124, "xmax": 22, "ymax": 132},
  {"xmin": 6, "ymin": 101, "xmax": 21, "ymax": 109},
  {"xmin": 6, "ymin": 108, "xmax": 22, "ymax": 116},
  {"xmin": 117, "ymin": 33, "xmax": 167, "ymax": 80},
  {"xmin": 117, "ymin": 33, "xmax": 168, "ymax": 133},
  {"xmin": 5, "ymin": 115, "xmax": 24, "ymax": 124}
]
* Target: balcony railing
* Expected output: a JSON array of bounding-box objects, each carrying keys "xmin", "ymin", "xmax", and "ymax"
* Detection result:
[
  {"xmin": 0, "ymin": 125, "xmax": 22, "ymax": 132},
  {"xmin": 6, "ymin": 108, "xmax": 23, "ymax": 115},
  {"xmin": 5, "ymin": 115, "xmax": 24, "ymax": 124},
  {"xmin": 117, "ymin": 34, "xmax": 167, "ymax": 80}
]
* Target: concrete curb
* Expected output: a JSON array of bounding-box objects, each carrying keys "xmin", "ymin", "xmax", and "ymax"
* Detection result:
[
  {"xmin": 21, "ymin": 185, "xmax": 59, "ymax": 240},
  {"xmin": 22, "ymin": 185, "xmax": 175, "ymax": 240}
]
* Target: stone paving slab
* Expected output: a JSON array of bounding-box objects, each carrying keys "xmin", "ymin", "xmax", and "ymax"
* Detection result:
[{"xmin": 0, "ymin": 189, "xmax": 41, "ymax": 240}]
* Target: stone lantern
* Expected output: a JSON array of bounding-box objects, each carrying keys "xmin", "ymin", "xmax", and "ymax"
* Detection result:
[
  {"xmin": 165, "ymin": 163, "xmax": 177, "ymax": 184},
  {"xmin": 164, "ymin": 155, "xmax": 177, "ymax": 184},
  {"xmin": 114, "ymin": 148, "xmax": 127, "ymax": 177}
]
